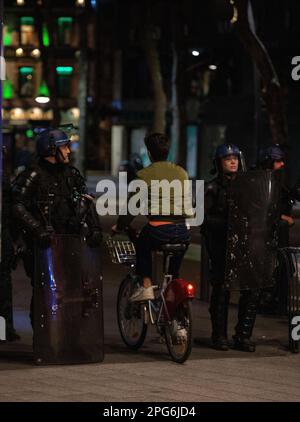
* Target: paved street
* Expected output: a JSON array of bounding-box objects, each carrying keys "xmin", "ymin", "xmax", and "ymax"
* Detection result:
[{"xmin": 0, "ymin": 236, "xmax": 299, "ymax": 402}]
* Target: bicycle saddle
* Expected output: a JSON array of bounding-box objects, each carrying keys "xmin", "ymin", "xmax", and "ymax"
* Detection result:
[{"xmin": 159, "ymin": 243, "xmax": 188, "ymax": 253}]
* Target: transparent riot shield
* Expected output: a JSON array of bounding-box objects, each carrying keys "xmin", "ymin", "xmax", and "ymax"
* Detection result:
[
  {"xmin": 279, "ymin": 248, "xmax": 300, "ymax": 353},
  {"xmin": 33, "ymin": 234, "xmax": 103, "ymax": 364},
  {"xmin": 225, "ymin": 170, "xmax": 281, "ymax": 291}
]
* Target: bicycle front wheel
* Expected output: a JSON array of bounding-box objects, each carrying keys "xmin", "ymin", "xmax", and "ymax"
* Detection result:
[
  {"xmin": 164, "ymin": 300, "xmax": 193, "ymax": 363},
  {"xmin": 117, "ymin": 276, "xmax": 148, "ymax": 350}
]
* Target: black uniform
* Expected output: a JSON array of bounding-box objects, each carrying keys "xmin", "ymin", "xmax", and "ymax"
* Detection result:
[
  {"xmin": 266, "ymin": 177, "xmax": 300, "ymax": 314},
  {"xmin": 12, "ymin": 158, "xmax": 102, "ymax": 323},
  {"xmin": 202, "ymin": 174, "xmax": 259, "ymax": 347}
]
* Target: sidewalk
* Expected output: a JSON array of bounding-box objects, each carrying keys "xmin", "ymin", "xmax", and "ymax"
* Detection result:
[{"xmin": 0, "ymin": 248, "xmax": 299, "ymax": 402}]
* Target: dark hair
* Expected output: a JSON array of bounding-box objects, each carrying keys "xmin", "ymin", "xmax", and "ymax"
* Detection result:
[{"xmin": 144, "ymin": 133, "xmax": 170, "ymax": 161}]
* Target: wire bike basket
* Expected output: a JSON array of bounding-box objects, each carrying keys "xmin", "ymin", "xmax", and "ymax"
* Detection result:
[{"xmin": 106, "ymin": 238, "xmax": 136, "ymax": 264}]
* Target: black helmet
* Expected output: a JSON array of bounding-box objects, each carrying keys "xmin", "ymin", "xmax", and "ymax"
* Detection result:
[
  {"xmin": 36, "ymin": 128, "xmax": 70, "ymax": 158},
  {"xmin": 259, "ymin": 145, "xmax": 285, "ymax": 169},
  {"xmin": 211, "ymin": 143, "xmax": 246, "ymax": 174},
  {"xmin": 214, "ymin": 143, "xmax": 241, "ymax": 159}
]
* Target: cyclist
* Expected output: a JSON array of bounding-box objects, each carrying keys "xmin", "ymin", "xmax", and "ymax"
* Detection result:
[
  {"xmin": 12, "ymin": 128, "xmax": 102, "ymax": 328},
  {"xmin": 112, "ymin": 133, "xmax": 193, "ymax": 302}
]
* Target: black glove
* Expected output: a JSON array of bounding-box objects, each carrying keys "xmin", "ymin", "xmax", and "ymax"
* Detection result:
[
  {"xmin": 36, "ymin": 230, "xmax": 51, "ymax": 249},
  {"xmin": 86, "ymin": 230, "xmax": 103, "ymax": 248}
]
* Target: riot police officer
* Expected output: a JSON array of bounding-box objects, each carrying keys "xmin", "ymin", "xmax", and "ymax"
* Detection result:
[
  {"xmin": 260, "ymin": 145, "xmax": 299, "ymax": 242},
  {"xmin": 202, "ymin": 143, "xmax": 259, "ymax": 352},
  {"xmin": 12, "ymin": 128, "xmax": 102, "ymax": 325},
  {"xmin": 259, "ymin": 145, "xmax": 300, "ymax": 313}
]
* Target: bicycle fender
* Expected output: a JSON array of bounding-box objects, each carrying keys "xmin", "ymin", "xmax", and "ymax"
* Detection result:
[{"xmin": 164, "ymin": 278, "xmax": 196, "ymax": 319}]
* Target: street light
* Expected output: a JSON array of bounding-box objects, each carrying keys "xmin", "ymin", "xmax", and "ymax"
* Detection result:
[
  {"xmin": 209, "ymin": 64, "xmax": 217, "ymax": 71},
  {"xmin": 35, "ymin": 96, "xmax": 49, "ymax": 104},
  {"xmin": 31, "ymin": 48, "xmax": 41, "ymax": 58},
  {"xmin": 192, "ymin": 50, "xmax": 200, "ymax": 57},
  {"xmin": 16, "ymin": 47, "xmax": 24, "ymax": 56}
]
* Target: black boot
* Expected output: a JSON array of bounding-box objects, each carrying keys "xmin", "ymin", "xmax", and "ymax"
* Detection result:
[
  {"xmin": 212, "ymin": 336, "xmax": 229, "ymax": 351},
  {"xmin": 210, "ymin": 285, "xmax": 230, "ymax": 351},
  {"xmin": 233, "ymin": 289, "xmax": 259, "ymax": 352},
  {"xmin": 233, "ymin": 336, "xmax": 256, "ymax": 352}
]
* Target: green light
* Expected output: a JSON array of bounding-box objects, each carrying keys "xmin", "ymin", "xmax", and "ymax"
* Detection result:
[
  {"xmin": 58, "ymin": 17, "xmax": 73, "ymax": 25},
  {"xmin": 42, "ymin": 24, "xmax": 50, "ymax": 47},
  {"xmin": 20, "ymin": 16, "xmax": 34, "ymax": 25},
  {"xmin": 38, "ymin": 80, "xmax": 50, "ymax": 97},
  {"xmin": 26, "ymin": 129, "xmax": 34, "ymax": 138},
  {"xmin": 3, "ymin": 80, "xmax": 14, "ymax": 100},
  {"xmin": 20, "ymin": 67, "xmax": 33, "ymax": 75},
  {"xmin": 56, "ymin": 66, "xmax": 73, "ymax": 75},
  {"xmin": 4, "ymin": 26, "xmax": 12, "ymax": 47}
]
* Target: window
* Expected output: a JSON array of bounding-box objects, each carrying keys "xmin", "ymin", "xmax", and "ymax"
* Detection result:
[
  {"xmin": 57, "ymin": 17, "xmax": 73, "ymax": 46},
  {"xmin": 19, "ymin": 66, "xmax": 34, "ymax": 97},
  {"xmin": 20, "ymin": 16, "xmax": 38, "ymax": 46},
  {"xmin": 3, "ymin": 80, "xmax": 14, "ymax": 100},
  {"xmin": 56, "ymin": 66, "xmax": 73, "ymax": 97},
  {"xmin": 42, "ymin": 24, "xmax": 50, "ymax": 47},
  {"xmin": 3, "ymin": 16, "xmax": 19, "ymax": 47},
  {"xmin": 4, "ymin": 25, "xmax": 13, "ymax": 46}
]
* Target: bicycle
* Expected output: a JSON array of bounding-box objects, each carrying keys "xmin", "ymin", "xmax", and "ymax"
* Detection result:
[{"xmin": 106, "ymin": 232, "xmax": 195, "ymax": 363}]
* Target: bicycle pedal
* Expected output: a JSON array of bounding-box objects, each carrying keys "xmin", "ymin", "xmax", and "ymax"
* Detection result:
[{"xmin": 143, "ymin": 306, "xmax": 150, "ymax": 324}]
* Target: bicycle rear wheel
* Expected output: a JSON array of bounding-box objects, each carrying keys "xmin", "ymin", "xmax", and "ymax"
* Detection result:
[
  {"xmin": 164, "ymin": 300, "xmax": 193, "ymax": 363},
  {"xmin": 117, "ymin": 276, "xmax": 147, "ymax": 350}
]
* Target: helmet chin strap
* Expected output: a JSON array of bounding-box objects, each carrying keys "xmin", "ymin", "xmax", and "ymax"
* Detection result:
[{"xmin": 55, "ymin": 148, "xmax": 66, "ymax": 164}]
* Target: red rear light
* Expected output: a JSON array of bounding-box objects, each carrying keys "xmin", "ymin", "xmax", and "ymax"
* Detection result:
[{"xmin": 186, "ymin": 283, "xmax": 195, "ymax": 297}]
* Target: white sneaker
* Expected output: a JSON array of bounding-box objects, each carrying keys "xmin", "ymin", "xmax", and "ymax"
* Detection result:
[
  {"xmin": 130, "ymin": 286, "xmax": 155, "ymax": 302},
  {"xmin": 174, "ymin": 328, "xmax": 187, "ymax": 344}
]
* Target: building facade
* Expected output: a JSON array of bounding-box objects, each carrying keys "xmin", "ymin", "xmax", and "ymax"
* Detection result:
[{"xmin": 2, "ymin": 0, "xmax": 99, "ymax": 172}]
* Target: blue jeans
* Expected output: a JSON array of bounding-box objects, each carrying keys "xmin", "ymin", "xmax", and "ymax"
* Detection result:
[{"xmin": 135, "ymin": 223, "xmax": 190, "ymax": 279}]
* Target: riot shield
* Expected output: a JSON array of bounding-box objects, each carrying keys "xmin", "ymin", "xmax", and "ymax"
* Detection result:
[
  {"xmin": 225, "ymin": 170, "xmax": 281, "ymax": 291},
  {"xmin": 33, "ymin": 234, "xmax": 104, "ymax": 364}
]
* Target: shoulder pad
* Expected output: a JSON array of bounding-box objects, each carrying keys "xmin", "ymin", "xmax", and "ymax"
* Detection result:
[{"xmin": 13, "ymin": 168, "xmax": 40, "ymax": 186}]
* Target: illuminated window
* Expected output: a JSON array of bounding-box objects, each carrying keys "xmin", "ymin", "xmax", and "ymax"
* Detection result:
[
  {"xmin": 4, "ymin": 22, "xmax": 18, "ymax": 47},
  {"xmin": 4, "ymin": 25, "xmax": 13, "ymax": 46},
  {"xmin": 56, "ymin": 66, "xmax": 73, "ymax": 97},
  {"xmin": 19, "ymin": 66, "xmax": 34, "ymax": 97},
  {"xmin": 3, "ymin": 80, "xmax": 14, "ymax": 100},
  {"xmin": 42, "ymin": 24, "xmax": 50, "ymax": 47},
  {"xmin": 57, "ymin": 17, "xmax": 73, "ymax": 46},
  {"xmin": 20, "ymin": 16, "xmax": 37, "ymax": 45}
]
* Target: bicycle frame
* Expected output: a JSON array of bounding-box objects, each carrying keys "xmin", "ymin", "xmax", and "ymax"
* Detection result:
[{"xmin": 146, "ymin": 274, "xmax": 195, "ymax": 326}]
